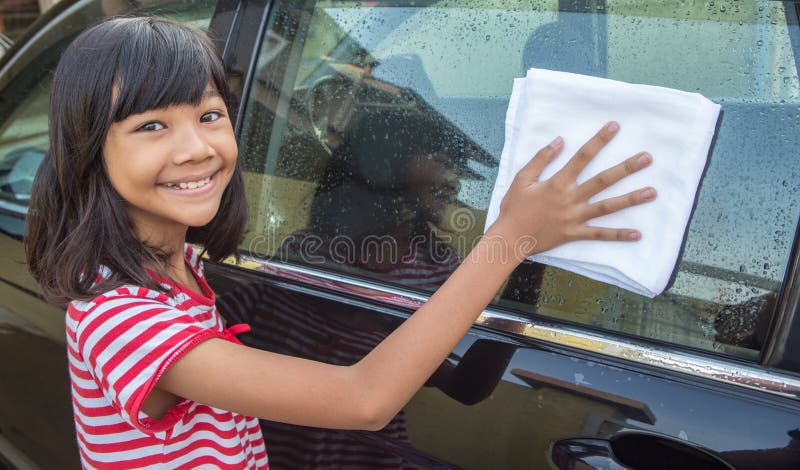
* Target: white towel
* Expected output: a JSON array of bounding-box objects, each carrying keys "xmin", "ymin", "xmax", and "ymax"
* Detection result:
[{"xmin": 484, "ymin": 68, "xmax": 721, "ymax": 298}]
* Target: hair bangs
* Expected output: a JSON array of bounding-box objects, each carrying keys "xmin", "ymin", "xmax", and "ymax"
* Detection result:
[{"xmin": 109, "ymin": 18, "xmax": 228, "ymax": 123}]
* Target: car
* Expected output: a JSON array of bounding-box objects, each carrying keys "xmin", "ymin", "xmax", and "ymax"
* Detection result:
[{"xmin": 1, "ymin": 0, "xmax": 799, "ymax": 468}]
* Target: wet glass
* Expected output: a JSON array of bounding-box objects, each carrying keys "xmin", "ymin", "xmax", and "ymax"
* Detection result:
[{"xmin": 239, "ymin": 0, "xmax": 800, "ymax": 360}]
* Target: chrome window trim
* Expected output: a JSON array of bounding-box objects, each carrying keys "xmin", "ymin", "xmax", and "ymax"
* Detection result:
[{"xmin": 228, "ymin": 254, "xmax": 800, "ymax": 401}]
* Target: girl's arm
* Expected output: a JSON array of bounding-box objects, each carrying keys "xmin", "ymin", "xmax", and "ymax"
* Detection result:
[{"xmin": 155, "ymin": 123, "xmax": 656, "ymax": 430}]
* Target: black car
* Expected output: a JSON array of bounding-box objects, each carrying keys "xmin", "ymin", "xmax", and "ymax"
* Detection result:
[{"xmin": 1, "ymin": 0, "xmax": 800, "ymax": 469}]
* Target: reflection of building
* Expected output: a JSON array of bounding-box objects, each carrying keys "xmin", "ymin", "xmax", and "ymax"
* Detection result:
[{"xmin": 1, "ymin": 0, "xmax": 57, "ymax": 39}]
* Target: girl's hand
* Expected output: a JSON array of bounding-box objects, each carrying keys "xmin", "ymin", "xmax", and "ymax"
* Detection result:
[{"xmin": 490, "ymin": 121, "xmax": 656, "ymax": 258}]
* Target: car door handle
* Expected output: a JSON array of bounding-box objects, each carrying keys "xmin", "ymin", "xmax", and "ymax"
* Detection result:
[
  {"xmin": 551, "ymin": 438, "xmax": 632, "ymax": 470},
  {"xmin": 551, "ymin": 433, "xmax": 736, "ymax": 470}
]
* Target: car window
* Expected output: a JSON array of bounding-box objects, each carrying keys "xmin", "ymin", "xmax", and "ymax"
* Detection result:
[
  {"xmin": 0, "ymin": 75, "xmax": 48, "ymax": 212},
  {"xmin": 239, "ymin": 0, "xmax": 800, "ymax": 361},
  {"xmin": 0, "ymin": 0, "xmax": 218, "ymax": 217}
]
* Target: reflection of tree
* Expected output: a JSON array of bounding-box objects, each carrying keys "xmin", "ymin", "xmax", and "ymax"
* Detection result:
[{"xmin": 714, "ymin": 291, "xmax": 775, "ymax": 350}]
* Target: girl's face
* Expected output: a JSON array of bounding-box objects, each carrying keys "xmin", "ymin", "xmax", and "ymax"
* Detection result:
[
  {"xmin": 102, "ymin": 85, "xmax": 237, "ymax": 245},
  {"xmin": 407, "ymin": 150, "xmax": 460, "ymax": 225}
]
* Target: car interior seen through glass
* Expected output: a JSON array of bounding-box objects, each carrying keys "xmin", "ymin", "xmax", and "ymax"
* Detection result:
[{"xmin": 238, "ymin": 0, "xmax": 800, "ymax": 360}]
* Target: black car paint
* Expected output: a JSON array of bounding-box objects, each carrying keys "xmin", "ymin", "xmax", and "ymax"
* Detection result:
[
  {"xmin": 205, "ymin": 261, "xmax": 800, "ymax": 469},
  {"xmin": 1, "ymin": 0, "xmax": 800, "ymax": 469}
]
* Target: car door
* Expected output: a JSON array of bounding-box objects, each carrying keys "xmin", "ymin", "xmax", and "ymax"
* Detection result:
[
  {"xmin": 205, "ymin": 0, "xmax": 800, "ymax": 468},
  {"xmin": 0, "ymin": 0, "xmax": 229, "ymax": 467}
]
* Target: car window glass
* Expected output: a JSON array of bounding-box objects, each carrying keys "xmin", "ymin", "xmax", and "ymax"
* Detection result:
[
  {"xmin": 239, "ymin": 0, "xmax": 800, "ymax": 361},
  {"xmin": 0, "ymin": 0, "xmax": 218, "ymax": 216},
  {"xmin": 0, "ymin": 78, "xmax": 48, "ymax": 211}
]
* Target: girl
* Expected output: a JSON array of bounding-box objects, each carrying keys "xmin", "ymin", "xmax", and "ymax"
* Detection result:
[{"xmin": 25, "ymin": 16, "xmax": 656, "ymax": 469}]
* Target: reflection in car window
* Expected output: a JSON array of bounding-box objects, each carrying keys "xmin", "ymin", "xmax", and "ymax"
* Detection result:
[
  {"xmin": 0, "ymin": 0, "xmax": 218, "ymax": 215},
  {"xmin": 0, "ymin": 80, "xmax": 49, "ymax": 211},
  {"xmin": 239, "ymin": 0, "xmax": 800, "ymax": 360}
]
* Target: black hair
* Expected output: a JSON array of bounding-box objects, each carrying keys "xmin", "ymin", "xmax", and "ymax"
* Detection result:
[{"xmin": 25, "ymin": 17, "xmax": 247, "ymax": 307}]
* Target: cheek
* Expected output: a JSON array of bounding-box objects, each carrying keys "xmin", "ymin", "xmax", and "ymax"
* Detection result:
[
  {"xmin": 408, "ymin": 165, "xmax": 444, "ymax": 187},
  {"xmin": 220, "ymin": 129, "xmax": 238, "ymax": 164},
  {"xmin": 215, "ymin": 132, "xmax": 239, "ymax": 181},
  {"xmin": 102, "ymin": 147, "xmax": 160, "ymax": 198},
  {"xmin": 101, "ymin": 145, "xmax": 129, "ymax": 195},
  {"xmin": 226, "ymin": 140, "xmax": 238, "ymax": 170}
]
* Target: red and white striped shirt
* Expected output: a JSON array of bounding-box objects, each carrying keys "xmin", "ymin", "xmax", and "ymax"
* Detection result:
[{"xmin": 66, "ymin": 244, "xmax": 268, "ymax": 469}]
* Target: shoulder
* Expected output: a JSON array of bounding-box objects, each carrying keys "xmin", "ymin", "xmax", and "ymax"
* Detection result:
[
  {"xmin": 66, "ymin": 275, "xmax": 181, "ymax": 330},
  {"xmin": 67, "ymin": 283, "xmax": 171, "ymax": 323},
  {"xmin": 67, "ymin": 282, "xmax": 218, "ymax": 360}
]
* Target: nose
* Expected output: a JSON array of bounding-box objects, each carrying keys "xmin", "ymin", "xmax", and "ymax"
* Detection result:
[
  {"xmin": 442, "ymin": 168, "xmax": 461, "ymax": 195},
  {"xmin": 172, "ymin": 122, "xmax": 213, "ymax": 165}
]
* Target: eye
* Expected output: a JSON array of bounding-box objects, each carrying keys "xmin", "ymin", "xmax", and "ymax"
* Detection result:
[
  {"xmin": 137, "ymin": 121, "xmax": 165, "ymax": 132},
  {"xmin": 201, "ymin": 111, "xmax": 222, "ymax": 123}
]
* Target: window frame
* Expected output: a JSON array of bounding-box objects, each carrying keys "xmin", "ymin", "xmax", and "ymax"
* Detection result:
[{"xmin": 224, "ymin": 0, "xmax": 800, "ymax": 397}]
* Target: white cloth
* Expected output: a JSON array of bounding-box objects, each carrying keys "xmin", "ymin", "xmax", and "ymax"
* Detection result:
[{"xmin": 485, "ymin": 68, "xmax": 721, "ymax": 298}]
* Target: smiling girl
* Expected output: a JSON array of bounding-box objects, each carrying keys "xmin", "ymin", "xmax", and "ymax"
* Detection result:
[{"xmin": 25, "ymin": 17, "xmax": 655, "ymax": 469}]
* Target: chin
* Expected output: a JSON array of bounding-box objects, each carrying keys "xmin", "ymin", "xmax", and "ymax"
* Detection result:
[
  {"xmin": 182, "ymin": 202, "xmax": 223, "ymax": 228},
  {"xmin": 181, "ymin": 211, "xmax": 220, "ymax": 228}
]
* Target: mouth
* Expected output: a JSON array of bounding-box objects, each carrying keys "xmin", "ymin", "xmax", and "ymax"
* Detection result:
[
  {"xmin": 162, "ymin": 175, "xmax": 212, "ymax": 190},
  {"xmin": 159, "ymin": 171, "xmax": 219, "ymax": 194},
  {"xmin": 430, "ymin": 186, "xmax": 457, "ymax": 203}
]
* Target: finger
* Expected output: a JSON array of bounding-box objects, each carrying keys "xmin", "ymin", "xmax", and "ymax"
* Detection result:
[
  {"xmin": 559, "ymin": 121, "xmax": 619, "ymax": 181},
  {"xmin": 581, "ymin": 187, "xmax": 657, "ymax": 220},
  {"xmin": 572, "ymin": 226, "xmax": 643, "ymax": 242},
  {"xmin": 514, "ymin": 136, "xmax": 564, "ymax": 183},
  {"xmin": 577, "ymin": 152, "xmax": 653, "ymax": 200}
]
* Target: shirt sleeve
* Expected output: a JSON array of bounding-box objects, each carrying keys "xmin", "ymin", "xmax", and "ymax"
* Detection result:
[{"xmin": 74, "ymin": 290, "xmax": 223, "ymax": 433}]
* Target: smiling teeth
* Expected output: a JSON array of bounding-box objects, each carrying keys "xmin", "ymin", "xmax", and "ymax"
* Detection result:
[{"xmin": 164, "ymin": 176, "xmax": 211, "ymax": 190}]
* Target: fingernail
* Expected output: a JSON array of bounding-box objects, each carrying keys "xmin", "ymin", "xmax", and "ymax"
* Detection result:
[
  {"xmin": 638, "ymin": 153, "xmax": 652, "ymax": 166},
  {"xmin": 548, "ymin": 136, "xmax": 563, "ymax": 149},
  {"xmin": 606, "ymin": 121, "xmax": 619, "ymax": 133},
  {"xmin": 641, "ymin": 188, "xmax": 656, "ymax": 200},
  {"xmin": 628, "ymin": 231, "xmax": 641, "ymax": 241}
]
